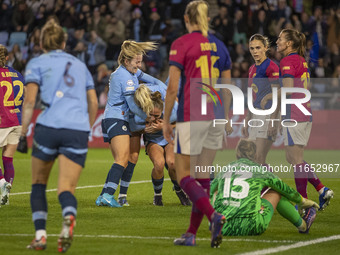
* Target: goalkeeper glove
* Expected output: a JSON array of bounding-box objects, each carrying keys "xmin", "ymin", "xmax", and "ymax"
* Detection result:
[
  {"xmin": 17, "ymin": 136, "xmax": 28, "ymax": 153},
  {"xmin": 298, "ymin": 197, "xmax": 320, "ymax": 211}
]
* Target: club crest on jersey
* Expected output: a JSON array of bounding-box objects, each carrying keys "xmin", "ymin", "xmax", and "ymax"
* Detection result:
[{"xmin": 126, "ymin": 80, "xmax": 135, "ymax": 91}]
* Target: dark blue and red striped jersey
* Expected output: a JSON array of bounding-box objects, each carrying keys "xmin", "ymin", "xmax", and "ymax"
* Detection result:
[
  {"xmin": 248, "ymin": 58, "xmax": 279, "ymax": 109},
  {"xmin": 169, "ymin": 31, "xmax": 231, "ymax": 122},
  {"xmin": 0, "ymin": 66, "xmax": 25, "ymax": 128}
]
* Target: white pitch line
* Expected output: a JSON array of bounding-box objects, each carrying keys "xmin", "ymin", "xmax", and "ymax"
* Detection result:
[
  {"xmin": 237, "ymin": 235, "xmax": 340, "ymax": 255},
  {"xmin": 10, "ymin": 179, "xmax": 170, "ymax": 196},
  {"xmin": 0, "ymin": 233, "xmax": 294, "ymax": 243}
]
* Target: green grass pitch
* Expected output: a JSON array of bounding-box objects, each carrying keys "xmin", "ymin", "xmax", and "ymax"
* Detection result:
[{"xmin": 0, "ymin": 148, "xmax": 339, "ymax": 255}]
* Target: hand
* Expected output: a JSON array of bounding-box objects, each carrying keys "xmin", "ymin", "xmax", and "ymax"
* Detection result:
[
  {"xmin": 241, "ymin": 126, "xmax": 249, "ymax": 138},
  {"xmin": 267, "ymin": 122, "xmax": 278, "ymax": 137},
  {"xmin": 17, "ymin": 136, "xmax": 28, "ymax": 153},
  {"xmin": 298, "ymin": 197, "xmax": 320, "ymax": 210},
  {"xmin": 163, "ymin": 122, "xmax": 174, "ymax": 145},
  {"xmin": 225, "ymin": 121, "xmax": 233, "ymax": 136},
  {"xmin": 145, "ymin": 120, "xmax": 163, "ymax": 133},
  {"xmin": 260, "ymin": 93, "xmax": 272, "ymax": 109}
]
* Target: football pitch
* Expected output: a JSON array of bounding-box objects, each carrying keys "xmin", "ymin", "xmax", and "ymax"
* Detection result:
[{"xmin": 0, "ymin": 148, "xmax": 339, "ymax": 255}]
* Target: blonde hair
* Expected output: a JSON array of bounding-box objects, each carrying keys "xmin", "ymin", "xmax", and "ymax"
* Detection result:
[
  {"xmin": 0, "ymin": 44, "xmax": 8, "ymax": 67},
  {"xmin": 185, "ymin": 0, "xmax": 209, "ymax": 37},
  {"xmin": 118, "ymin": 40, "xmax": 158, "ymax": 66},
  {"xmin": 236, "ymin": 139, "xmax": 256, "ymax": 161},
  {"xmin": 151, "ymin": 91, "xmax": 163, "ymax": 112},
  {"xmin": 40, "ymin": 19, "xmax": 66, "ymax": 51},
  {"xmin": 134, "ymin": 84, "xmax": 154, "ymax": 116}
]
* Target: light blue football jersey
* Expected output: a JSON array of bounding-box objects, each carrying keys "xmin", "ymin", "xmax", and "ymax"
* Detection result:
[
  {"xmin": 25, "ymin": 50, "xmax": 95, "ymax": 132},
  {"xmin": 104, "ymin": 66, "xmax": 167, "ymax": 122},
  {"xmin": 129, "ymin": 83, "xmax": 177, "ymax": 133}
]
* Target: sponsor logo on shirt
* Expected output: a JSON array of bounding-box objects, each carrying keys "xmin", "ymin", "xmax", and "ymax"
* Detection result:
[
  {"xmin": 126, "ymin": 86, "xmax": 135, "ymax": 91},
  {"xmin": 272, "ymin": 72, "xmax": 279, "ymax": 76},
  {"xmin": 282, "ymin": 66, "xmax": 290, "ymax": 70},
  {"xmin": 169, "ymin": 50, "xmax": 177, "ymax": 55}
]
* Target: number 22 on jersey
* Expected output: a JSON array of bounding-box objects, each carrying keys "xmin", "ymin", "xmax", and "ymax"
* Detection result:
[{"xmin": 1, "ymin": 80, "xmax": 24, "ymax": 107}]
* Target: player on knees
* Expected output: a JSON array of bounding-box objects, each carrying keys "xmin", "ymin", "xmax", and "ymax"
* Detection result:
[
  {"xmin": 134, "ymin": 84, "xmax": 190, "ymax": 206},
  {"xmin": 211, "ymin": 139, "xmax": 319, "ymax": 236},
  {"xmin": 0, "ymin": 44, "xmax": 25, "ymax": 206},
  {"xmin": 96, "ymin": 40, "xmax": 166, "ymax": 207}
]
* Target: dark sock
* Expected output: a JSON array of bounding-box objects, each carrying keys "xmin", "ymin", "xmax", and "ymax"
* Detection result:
[
  {"xmin": 105, "ymin": 163, "xmax": 125, "ymax": 195},
  {"xmin": 294, "ymin": 162, "xmax": 308, "ymax": 198},
  {"xmin": 58, "ymin": 191, "xmax": 77, "ymax": 217},
  {"xmin": 31, "ymin": 184, "xmax": 47, "ymax": 231},
  {"xmin": 119, "ymin": 161, "xmax": 135, "ymax": 195},
  {"xmin": 3, "ymin": 156, "xmax": 14, "ymax": 184},
  {"xmin": 171, "ymin": 179, "xmax": 181, "ymax": 192},
  {"xmin": 180, "ymin": 176, "xmax": 215, "ymax": 221},
  {"xmin": 304, "ymin": 161, "xmax": 324, "ymax": 191},
  {"xmin": 152, "ymin": 175, "xmax": 164, "ymax": 194}
]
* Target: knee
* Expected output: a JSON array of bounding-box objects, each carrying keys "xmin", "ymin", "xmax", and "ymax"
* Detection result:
[
  {"xmin": 129, "ymin": 152, "xmax": 139, "ymax": 164},
  {"xmin": 166, "ymin": 159, "xmax": 175, "ymax": 171},
  {"xmin": 153, "ymin": 159, "xmax": 165, "ymax": 173}
]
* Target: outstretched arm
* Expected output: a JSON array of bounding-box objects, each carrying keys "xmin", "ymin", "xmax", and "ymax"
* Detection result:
[{"xmin": 163, "ymin": 66, "xmax": 180, "ymax": 144}]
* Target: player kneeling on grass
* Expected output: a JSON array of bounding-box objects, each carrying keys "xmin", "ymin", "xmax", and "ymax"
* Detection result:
[
  {"xmin": 211, "ymin": 139, "xmax": 319, "ymax": 236},
  {"xmin": 134, "ymin": 84, "xmax": 190, "ymax": 206}
]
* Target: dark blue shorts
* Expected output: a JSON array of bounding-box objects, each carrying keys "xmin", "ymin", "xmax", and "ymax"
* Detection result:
[
  {"xmin": 101, "ymin": 118, "xmax": 131, "ymax": 143},
  {"xmin": 32, "ymin": 124, "xmax": 89, "ymax": 167}
]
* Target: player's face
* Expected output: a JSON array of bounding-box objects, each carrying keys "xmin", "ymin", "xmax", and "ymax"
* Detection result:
[
  {"xmin": 249, "ymin": 40, "xmax": 267, "ymax": 64},
  {"xmin": 148, "ymin": 107, "xmax": 162, "ymax": 122},
  {"xmin": 276, "ymin": 32, "xmax": 289, "ymax": 54},
  {"xmin": 125, "ymin": 54, "xmax": 143, "ymax": 74}
]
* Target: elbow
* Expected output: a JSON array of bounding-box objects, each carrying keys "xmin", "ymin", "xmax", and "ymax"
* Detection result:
[{"xmin": 23, "ymin": 99, "xmax": 36, "ymax": 109}]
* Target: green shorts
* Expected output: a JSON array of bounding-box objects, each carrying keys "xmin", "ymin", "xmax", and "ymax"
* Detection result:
[{"xmin": 222, "ymin": 198, "xmax": 274, "ymax": 236}]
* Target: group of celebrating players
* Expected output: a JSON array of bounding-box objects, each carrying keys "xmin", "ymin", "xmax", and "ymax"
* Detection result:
[{"xmin": 0, "ymin": 0, "xmax": 334, "ymax": 253}]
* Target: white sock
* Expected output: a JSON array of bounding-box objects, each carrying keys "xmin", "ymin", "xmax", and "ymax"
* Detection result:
[
  {"xmin": 0, "ymin": 178, "xmax": 5, "ymax": 186},
  {"xmin": 36, "ymin": 230, "xmax": 47, "ymax": 240},
  {"xmin": 318, "ymin": 187, "xmax": 325, "ymax": 195}
]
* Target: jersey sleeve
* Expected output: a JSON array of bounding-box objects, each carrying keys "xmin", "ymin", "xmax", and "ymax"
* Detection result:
[
  {"xmin": 24, "ymin": 58, "xmax": 41, "ymax": 86},
  {"xmin": 125, "ymin": 95, "xmax": 147, "ymax": 119},
  {"xmin": 267, "ymin": 61, "xmax": 280, "ymax": 84},
  {"xmin": 169, "ymin": 38, "xmax": 185, "ymax": 70},
  {"xmin": 219, "ymin": 44, "xmax": 232, "ymax": 71},
  {"xmin": 280, "ymin": 57, "xmax": 295, "ymax": 78},
  {"xmin": 261, "ymin": 171, "xmax": 302, "ymax": 203},
  {"xmin": 85, "ymin": 67, "xmax": 95, "ymax": 90},
  {"xmin": 139, "ymin": 72, "xmax": 167, "ymax": 89}
]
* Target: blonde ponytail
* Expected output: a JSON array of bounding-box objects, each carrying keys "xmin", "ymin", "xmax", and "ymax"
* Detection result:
[
  {"xmin": 118, "ymin": 40, "xmax": 158, "ymax": 66},
  {"xmin": 134, "ymin": 84, "xmax": 154, "ymax": 116},
  {"xmin": 185, "ymin": 0, "xmax": 209, "ymax": 37}
]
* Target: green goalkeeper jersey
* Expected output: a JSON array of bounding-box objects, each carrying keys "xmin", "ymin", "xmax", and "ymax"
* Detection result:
[{"xmin": 210, "ymin": 158, "xmax": 302, "ymax": 220}]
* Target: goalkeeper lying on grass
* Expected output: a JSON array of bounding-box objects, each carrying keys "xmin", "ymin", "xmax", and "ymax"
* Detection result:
[{"xmin": 211, "ymin": 139, "xmax": 319, "ymax": 236}]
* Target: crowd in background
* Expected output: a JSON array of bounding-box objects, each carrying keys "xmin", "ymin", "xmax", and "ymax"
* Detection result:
[{"xmin": 1, "ymin": 0, "xmax": 340, "ymax": 109}]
